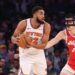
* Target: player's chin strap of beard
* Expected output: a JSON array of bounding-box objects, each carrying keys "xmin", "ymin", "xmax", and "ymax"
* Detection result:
[{"xmin": 65, "ymin": 18, "xmax": 75, "ymax": 27}]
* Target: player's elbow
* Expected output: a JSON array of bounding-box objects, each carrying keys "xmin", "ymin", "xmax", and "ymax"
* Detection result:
[
  {"xmin": 38, "ymin": 43, "xmax": 47, "ymax": 49},
  {"xmin": 45, "ymin": 43, "xmax": 50, "ymax": 49},
  {"xmin": 41, "ymin": 43, "xmax": 47, "ymax": 49}
]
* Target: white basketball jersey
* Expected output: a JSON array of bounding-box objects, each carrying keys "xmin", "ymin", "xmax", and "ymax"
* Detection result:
[
  {"xmin": 19, "ymin": 18, "xmax": 45, "ymax": 56},
  {"xmin": 25, "ymin": 18, "xmax": 44, "ymax": 45}
]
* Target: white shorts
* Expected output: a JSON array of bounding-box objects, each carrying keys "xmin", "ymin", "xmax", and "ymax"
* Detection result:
[
  {"xmin": 60, "ymin": 64, "xmax": 75, "ymax": 75},
  {"xmin": 18, "ymin": 47, "xmax": 47, "ymax": 75}
]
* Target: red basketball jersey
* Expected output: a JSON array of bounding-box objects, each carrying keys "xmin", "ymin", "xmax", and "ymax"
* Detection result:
[{"xmin": 66, "ymin": 29, "xmax": 75, "ymax": 70}]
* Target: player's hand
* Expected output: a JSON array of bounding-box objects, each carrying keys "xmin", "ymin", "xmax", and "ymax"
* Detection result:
[{"xmin": 11, "ymin": 36, "xmax": 20, "ymax": 45}]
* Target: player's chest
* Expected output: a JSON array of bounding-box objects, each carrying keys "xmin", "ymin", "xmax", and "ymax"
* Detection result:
[{"xmin": 67, "ymin": 38, "xmax": 75, "ymax": 53}]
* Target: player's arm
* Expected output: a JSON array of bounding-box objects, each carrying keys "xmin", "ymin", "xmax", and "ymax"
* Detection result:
[
  {"xmin": 45, "ymin": 30, "xmax": 65, "ymax": 49},
  {"xmin": 11, "ymin": 20, "xmax": 26, "ymax": 45},
  {"xmin": 30, "ymin": 22, "xmax": 51, "ymax": 49}
]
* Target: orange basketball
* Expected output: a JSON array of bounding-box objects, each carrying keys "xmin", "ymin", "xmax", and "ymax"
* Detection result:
[{"xmin": 18, "ymin": 33, "xmax": 27, "ymax": 48}]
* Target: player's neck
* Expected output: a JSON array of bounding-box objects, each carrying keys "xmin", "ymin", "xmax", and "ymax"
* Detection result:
[{"xmin": 30, "ymin": 18, "xmax": 40, "ymax": 29}]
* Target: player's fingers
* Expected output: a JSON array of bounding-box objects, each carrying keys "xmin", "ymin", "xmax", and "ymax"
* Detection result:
[{"xmin": 16, "ymin": 37, "xmax": 21, "ymax": 42}]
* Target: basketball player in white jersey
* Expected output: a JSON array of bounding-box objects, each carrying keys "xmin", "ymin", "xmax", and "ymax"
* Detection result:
[
  {"xmin": 11, "ymin": 6, "xmax": 51, "ymax": 75},
  {"xmin": 45, "ymin": 14, "xmax": 75, "ymax": 75}
]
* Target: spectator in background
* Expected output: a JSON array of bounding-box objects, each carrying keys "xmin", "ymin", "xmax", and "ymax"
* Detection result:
[
  {"xmin": 0, "ymin": 45, "xmax": 8, "ymax": 62},
  {"xmin": 45, "ymin": 47, "xmax": 57, "ymax": 75},
  {"xmin": 9, "ymin": 59, "xmax": 19, "ymax": 75},
  {"xmin": 8, "ymin": 50, "xmax": 14, "ymax": 63},
  {"xmin": 8, "ymin": 40, "xmax": 15, "ymax": 52},
  {"xmin": 0, "ymin": 19, "xmax": 9, "ymax": 32},
  {"xmin": 12, "ymin": 0, "xmax": 32, "ymax": 18},
  {"xmin": 53, "ymin": 49, "xmax": 61, "ymax": 75},
  {"xmin": 0, "ymin": 59, "xmax": 10, "ymax": 75},
  {"xmin": 8, "ymin": 71, "xmax": 16, "ymax": 75},
  {"xmin": 60, "ymin": 46, "xmax": 69, "ymax": 70},
  {"xmin": 0, "ymin": 32, "xmax": 6, "ymax": 45},
  {"xmin": 47, "ymin": 57, "xmax": 57, "ymax": 75},
  {"xmin": 0, "ymin": 66, "xmax": 4, "ymax": 75}
]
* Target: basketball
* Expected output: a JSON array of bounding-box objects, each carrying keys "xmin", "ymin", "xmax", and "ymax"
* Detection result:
[{"xmin": 18, "ymin": 33, "xmax": 27, "ymax": 48}]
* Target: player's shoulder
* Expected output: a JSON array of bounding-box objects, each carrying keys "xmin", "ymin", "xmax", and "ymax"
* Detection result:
[
  {"xmin": 57, "ymin": 29, "xmax": 66, "ymax": 38},
  {"xmin": 17, "ymin": 18, "xmax": 29, "ymax": 27},
  {"xmin": 18, "ymin": 19, "xmax": 27, "ymax": 24},
  {"xmin": 44, "ymin": 21, "xmax": 50, "ymax": 26},
  {"xmin": 44, "ymin": 21, "xmax": 51, "ymax": 29},
  {"xmin": 19, "ymin": 18, "xmax": 31, "ymax": 24}
]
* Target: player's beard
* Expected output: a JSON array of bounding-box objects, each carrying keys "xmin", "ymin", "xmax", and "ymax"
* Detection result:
[{"xmin": 36, "ymin": 18, "xmax": 44, "ymax": 24}]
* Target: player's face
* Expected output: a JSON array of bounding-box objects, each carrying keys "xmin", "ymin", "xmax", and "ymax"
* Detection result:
[
  {"xmin": 67, "ymin": 25, "xmax": 75, "ymax": 33},
  {"xmin": 67, "ymin": 26, "xmax": 75, "ymax": 31},
  {"xmin": 35, "ymin": 10, "xmax": 45, "ymax": 23}
]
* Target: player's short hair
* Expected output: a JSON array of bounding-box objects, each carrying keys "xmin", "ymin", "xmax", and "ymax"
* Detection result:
[
  {"xmin": 65, "ymin": 13, "xmax": 75, "ymax": 19},
  {"xmin": 65, "ymin": 13, "xmax": 75, "ymax": 26},
  {"xmin": 32, "ymin": 6, "xmax": 44, "ymax": 16}
]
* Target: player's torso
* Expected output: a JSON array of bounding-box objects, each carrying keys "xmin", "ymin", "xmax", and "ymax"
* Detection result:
[
  {"xmin": 25, "ymin": 18, "xmax": 44, "ymax": 45},
  {"xmin": 19, "ymin": 18, "xmax": 45, "ymax": 55},
  {"xmin": 65, "ymin": 29, "xmax": 75, "ymax": 70}
]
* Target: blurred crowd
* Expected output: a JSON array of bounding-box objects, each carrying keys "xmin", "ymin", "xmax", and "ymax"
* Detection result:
[{"xmin": 0, "ymin": 0, "xmax": 75, "ymax": 75}]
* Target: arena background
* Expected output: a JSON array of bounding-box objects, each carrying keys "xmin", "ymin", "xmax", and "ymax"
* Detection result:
[{"xmin": 0, "ymin": 0, "xmax": 74, "ymax": 75}]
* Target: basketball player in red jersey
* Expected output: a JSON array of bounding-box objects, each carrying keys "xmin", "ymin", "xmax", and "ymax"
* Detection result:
[
  {"xmin": 11, "ymin": 6, "xmax": 51, "ymax": 75},
  {"xmin": 45, "ymin": 14, "xmax": 75, "ymax": 75}
]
